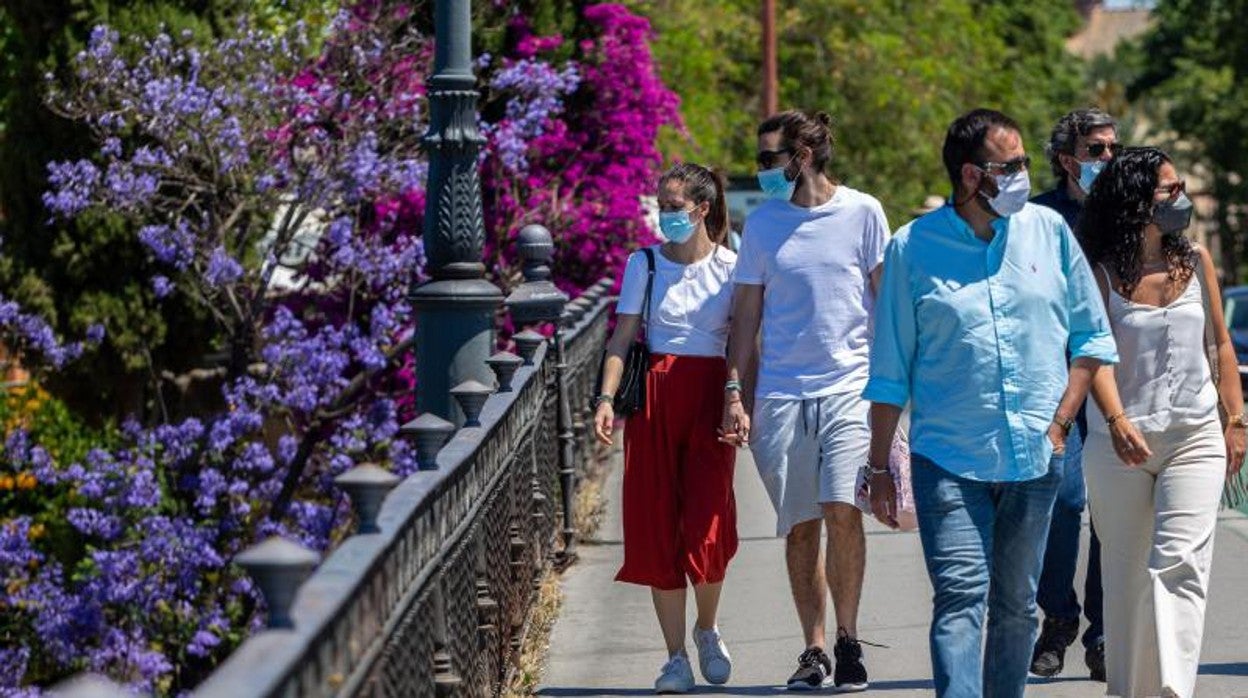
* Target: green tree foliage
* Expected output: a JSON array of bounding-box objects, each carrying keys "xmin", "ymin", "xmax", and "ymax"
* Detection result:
[
  {"xmin": 633, "ymin": 0, "xmax": 1085, "ymax": 225},
  {"xmin": 0, "ymin": 1, "xmax": 332, "ymax": 422},
  {"xmin": 1130, "ymin": 0, "xmax": 1248, "ymax": 282},
  {"xmin": 626, "ymin": 0, "xmax": 762, "ymax": 170}
]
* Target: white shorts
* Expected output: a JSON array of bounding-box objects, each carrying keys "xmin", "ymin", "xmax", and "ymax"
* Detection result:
[{"xmin": 750, "ymin": 392, "xmax": 871, "ymax": 537}]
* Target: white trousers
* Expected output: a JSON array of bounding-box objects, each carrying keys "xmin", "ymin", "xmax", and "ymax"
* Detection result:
[{"xmin": 1084, "ymin": 419, "xmax": 1225, "ymax": 698}]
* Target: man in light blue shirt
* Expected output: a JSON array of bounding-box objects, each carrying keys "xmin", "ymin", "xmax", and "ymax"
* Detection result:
[{"xmin": 862, "ymin": 109, "xmax": 1117, "ymax": 698}]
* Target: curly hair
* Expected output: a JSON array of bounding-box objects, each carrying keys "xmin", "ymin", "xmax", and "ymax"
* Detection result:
[
  {"xmin": 1045, "ymin": 107, "xmax": 1116, "ymax": 182},
  {"xmin": 1078, "ymin": 146, "xmax": 1195, "ymax": 298}
]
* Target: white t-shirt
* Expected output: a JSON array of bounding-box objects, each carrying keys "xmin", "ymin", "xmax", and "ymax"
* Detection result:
[
  {"xmin": 616, "ymin": 244, "xmax": 737, "ymax": 357},
  {"xmin": 734, "ymin": 186, "xmax": 889, "ymax": 399}
]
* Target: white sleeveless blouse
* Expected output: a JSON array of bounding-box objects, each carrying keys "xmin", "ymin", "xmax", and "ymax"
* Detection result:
[{"xmin": 1090, "ymin": 266, "xmax": 1220, "ymax": 434}]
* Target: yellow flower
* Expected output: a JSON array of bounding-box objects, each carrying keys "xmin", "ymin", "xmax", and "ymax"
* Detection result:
[
  {"xmin": 28, "ymin": 523, "xmax": 46, "ymax": 540},
  {"xmin": 0, "ymin": 475, "xmax": 14, "ymax": 491},
  {"xmin": 15, "ymin": 472, "xmax": 36, "ymax": 490}
]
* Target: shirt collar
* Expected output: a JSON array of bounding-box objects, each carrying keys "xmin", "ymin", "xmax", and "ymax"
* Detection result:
[{"xmin": 941, "ymin": 202, "xmax": 1010, "ymax": 243}]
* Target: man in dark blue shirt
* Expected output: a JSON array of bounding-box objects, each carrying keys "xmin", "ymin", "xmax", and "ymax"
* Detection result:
[{"xmin": 1029, "ymin": 107, "xmax": 1118, "ymax": 683}]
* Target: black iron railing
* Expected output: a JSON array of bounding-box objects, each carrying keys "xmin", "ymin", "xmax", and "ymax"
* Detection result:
[{"xmin": 186, "ymin": 275, "xmax": 612, "ymax": 698}]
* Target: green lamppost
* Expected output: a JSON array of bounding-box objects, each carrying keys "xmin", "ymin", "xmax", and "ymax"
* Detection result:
[{"xmin": 412, "ymin": 0, "xmax": 503, "ymax": 425}]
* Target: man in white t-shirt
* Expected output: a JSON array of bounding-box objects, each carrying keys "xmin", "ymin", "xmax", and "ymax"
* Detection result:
[{"xmin": 721, "ymin": 110, "xmax": 887, "ymax": 692}]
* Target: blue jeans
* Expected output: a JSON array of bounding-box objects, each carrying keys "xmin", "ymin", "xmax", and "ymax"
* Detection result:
[
  {"xmin": 1035, "ymin": 405, "xmax": 1105, "ymax": 648},
  {"xmin": 912, "ymin": 453, "xmax": 1061, "ymax": 698}
]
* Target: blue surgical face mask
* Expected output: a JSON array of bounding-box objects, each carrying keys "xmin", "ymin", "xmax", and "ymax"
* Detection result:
[
  {"xmin": 659, "ymin": 210, "xmax": 698, "ymax": 243},
  {"xmin": 757, "ymin": 167, "xmax": 796, "ymax": 201},
  {"xmin": 1078, "ymin": 160, "xmax": 1106, "ymax": 194}
]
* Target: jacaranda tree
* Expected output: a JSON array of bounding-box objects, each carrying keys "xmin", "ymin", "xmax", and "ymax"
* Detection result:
[{"xmin": 0, "ymin": 2, "xmax": 675, "ymax": 693}]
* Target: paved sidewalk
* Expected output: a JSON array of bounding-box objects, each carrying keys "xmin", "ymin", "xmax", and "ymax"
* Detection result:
[{"xmin": 539, "ymin": 448, "xmax": 1248, "ymax": 696}]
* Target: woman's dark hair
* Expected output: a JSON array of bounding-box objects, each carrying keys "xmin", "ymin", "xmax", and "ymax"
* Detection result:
[
  {"xmin": 659, "ymin": 163, "xmax": 730, "ymax": 245},
  {"xmin": 1078, "ymin": 146, "xmax": 1195, "ymax": 298},
  {"xmin": 941, "ymin": 108, "xmax": 1021, "ymax": 191},
  {"xmin": 758, "ymin": 110, "xmax": 836, "ymax": 174}
]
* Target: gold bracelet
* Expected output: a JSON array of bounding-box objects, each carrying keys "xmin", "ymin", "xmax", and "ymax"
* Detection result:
[
  {"xmin": 1106, "ymin": 411, "xmax": 1127, "ymax": 426},
  {"xmin": 1228, "ymin": 413, "xmax": 1248, "ymax": 429}
]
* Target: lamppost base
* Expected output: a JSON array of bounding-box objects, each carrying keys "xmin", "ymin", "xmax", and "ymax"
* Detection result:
[{"xmin": 411, "ymin": 278, "xmax": 503, "ymax": 424}]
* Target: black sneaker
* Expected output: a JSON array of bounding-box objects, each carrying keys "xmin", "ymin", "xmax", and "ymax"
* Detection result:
[
  {"xmin": 833, "ymin": 632, "xmax": 869, "ymax": 692},
  {"xmin": 786, "ymin": 647, "xmax": 832, "ymax": 691},
  {"xmin": 1030, "ymin": 616, "xmax": 1079, "ymax": 677},
  {"xmin": 1086, "ymin": 641, "xmax": 1106, "ymax": 682}
]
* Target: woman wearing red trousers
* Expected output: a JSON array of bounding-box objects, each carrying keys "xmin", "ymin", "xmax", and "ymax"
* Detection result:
[{"xmin": 594, "ymin": 163, "xmax": 739, "ymax": 694}]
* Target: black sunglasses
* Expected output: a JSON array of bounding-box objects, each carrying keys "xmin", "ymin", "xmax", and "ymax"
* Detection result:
[
  {"xmin": 1083, "ymin": 142, "xmax": 1119, "ymax": 158},
  {"xmin": 756, "ymin": 148, "xmax": 793, "ymax": 170}
]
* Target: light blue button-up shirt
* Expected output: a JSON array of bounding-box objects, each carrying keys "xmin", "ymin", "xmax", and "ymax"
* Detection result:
[{"xmin": 863, "ymin": 202, "xmax": 1118, "ymax": 482}]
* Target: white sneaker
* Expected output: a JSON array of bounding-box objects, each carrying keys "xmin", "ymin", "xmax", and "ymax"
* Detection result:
[
  {"xmin": 693, "ymin": 625, "xmax": 732, "ymax": 685},
  {"xmin": 654, "ymin": 652, "xmax": 696, "ymax": 694}
]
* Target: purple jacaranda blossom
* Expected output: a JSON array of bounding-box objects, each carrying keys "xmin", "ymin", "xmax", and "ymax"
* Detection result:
[
  {"xmin": 204, "ymin": 247, "xmax": 244, "ymax": 287},
  {"xmin": 0, "ymin": 299, "xmax": 89, "ymax": 369},
  {"xmin": 150, "ymin": 275, "xmax": 174, "ymax": 298},
  {"xmin": 66, "ymin": 509, "xmax": 125, "ymax": 541},
  {"xmin": 42, "ymin": 160, "xmax": 100, "ymax": 217},
  {"xmin": 8, "ymin": 2, "xmax": 675, "ymax": 692},
  {"xmin": 137, "ymin": 222, "xmax": 196, "ymax": 269}
]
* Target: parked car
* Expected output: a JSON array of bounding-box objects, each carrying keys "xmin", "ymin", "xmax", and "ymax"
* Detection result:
[{"xmin": 1224, "ymin": 285, "xmax": 1248, "ymax": 393}]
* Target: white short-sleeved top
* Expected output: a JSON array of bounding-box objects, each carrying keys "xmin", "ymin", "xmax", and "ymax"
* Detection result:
[
  {"xmin": 616, "ymin": 244, "xmax": 737, "ymax": 358},
  {"xmin": 734, "ymin": 185, "xmax": 889, "ymax": 399}
]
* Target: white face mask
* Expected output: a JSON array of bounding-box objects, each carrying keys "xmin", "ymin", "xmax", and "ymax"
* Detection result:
[{"xmin": 981, "ymin": 170, "xmax": 1031, "ymax": 217}]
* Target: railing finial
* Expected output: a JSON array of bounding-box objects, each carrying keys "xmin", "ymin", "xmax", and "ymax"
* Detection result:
[
  {"xmin": 234, "ymin": 537, "xmax": 319, "ymax": 630},
  {"xmin": 335, "ymin": 463, "xmax": 401, "ymax": 534}
]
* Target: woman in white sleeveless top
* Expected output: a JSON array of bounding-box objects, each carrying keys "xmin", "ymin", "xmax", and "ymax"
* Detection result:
[{"xmin": 1079, "ymin": 147, "xmax": 1246, "ymax": 697}]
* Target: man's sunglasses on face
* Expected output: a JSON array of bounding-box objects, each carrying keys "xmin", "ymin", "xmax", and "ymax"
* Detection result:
[
  {"xmin": 1083, "ymin": 142, "xmax": 1119, "ymax": 158},
  {"xmin": 756, "ymin": 148, "xmax": 793, "ymax": 170},
  {"xmin": 978, "ymin": 155, "xmax": 1031, "ymax": 177}
]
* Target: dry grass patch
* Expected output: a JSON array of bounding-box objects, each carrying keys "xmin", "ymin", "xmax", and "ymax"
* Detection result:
[
  {"xmin": 505, "ymin": 432, "xmax": 621, "ymax": 695},
  {"xmin": 505, "ymin": 570, "xmax": 564, "ymax": 697}
]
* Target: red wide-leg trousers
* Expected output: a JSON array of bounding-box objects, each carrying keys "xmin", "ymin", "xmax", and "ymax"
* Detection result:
[{"xmin": 615, "ymin": 353, "xmax": 738, "ymax": 590}]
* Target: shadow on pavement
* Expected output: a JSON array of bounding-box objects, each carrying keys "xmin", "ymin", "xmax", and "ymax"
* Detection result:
[
  {"xmin": 865, "ymin": 678, "xmax": 937, "ymax": 690},
  {"xmin": 539, "ymin": 686, "xmax": 785, "ymax": 696},
  {"xmin": 1026, "ymin": 676, "xmax": 1101, "ymax": 684},
  {"xmin": 540, "ymin": 680, "xmax": 942, "ymax": 695}
]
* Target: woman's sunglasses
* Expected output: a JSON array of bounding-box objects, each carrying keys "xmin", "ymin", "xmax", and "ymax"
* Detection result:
[{"xmin": 1155, "ymin": 179, "xmax": 1186, "ymax": 200}]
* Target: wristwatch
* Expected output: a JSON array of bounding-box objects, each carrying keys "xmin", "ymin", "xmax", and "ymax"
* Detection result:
[{"xmin": 1229, "ymin": 413, "xmax": 1248, "ymax": 429}]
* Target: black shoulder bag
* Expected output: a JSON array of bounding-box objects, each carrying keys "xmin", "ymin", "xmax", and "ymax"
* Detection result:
[{"xmin": 597, "ymin": 247, "xmax": 655, "ymax": 417}]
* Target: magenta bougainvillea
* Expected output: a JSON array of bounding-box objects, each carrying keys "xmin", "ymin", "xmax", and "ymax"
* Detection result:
[
  {"xmin": 480, "ymin": 4, "xmax": 678, "ymax": 297},
  {"xmin": 1, "ymin": 2, "xmax": 678, "ymax": 694}
]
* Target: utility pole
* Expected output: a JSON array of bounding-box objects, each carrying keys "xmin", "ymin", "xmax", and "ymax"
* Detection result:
[{"xmin": 762, "ymin": 0, "xmax": 778, "ymax": 118}]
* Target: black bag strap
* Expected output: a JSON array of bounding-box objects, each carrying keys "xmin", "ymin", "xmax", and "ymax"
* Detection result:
[{"xmin": 639, "ymin": 247, "xmax": 656, "ymax": 340}]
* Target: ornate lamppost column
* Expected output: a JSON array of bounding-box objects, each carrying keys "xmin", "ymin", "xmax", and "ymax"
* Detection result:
[{"xmin": 413, "ymin": 0, "xmax": 503, "ymax": 424}]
